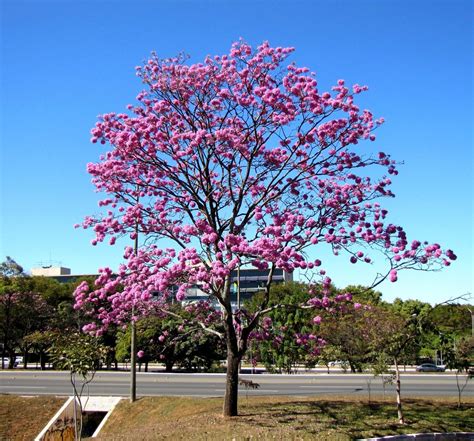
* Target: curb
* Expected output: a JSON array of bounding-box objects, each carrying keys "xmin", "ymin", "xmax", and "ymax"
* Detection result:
[{"xmin": 360, "ymin": 432, "xmax": 474, "ymax": 441}]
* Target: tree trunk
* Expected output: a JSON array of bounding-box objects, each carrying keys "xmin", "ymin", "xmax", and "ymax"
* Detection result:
[
  {"xmin": 8, "ymin": 351, "xmax": 15, "ymax": 369},
  {"xmin": 23, "ymin": 349, "xmax": 28, "ymax": 369},
  {"xmin": 394, "ymin": 358, "xmax": 405, "ymax": 424},
  {"xmin": 456, "ymin": 372, "xmax": 462, "ymax": 408},
  {"xmin": 165, "ymin": 361, "xmax": 174, "ymax": 372},
  {"xmin": 2, "ymin": 295, "xmax": 11, "ymax": 370},
  {"xmin": 223, "ymin": 350, "xmax": 240, "ymax": 417},
  {"xmin": 40, "ymin": 351, "xmax": 46, "ymax": 370}
]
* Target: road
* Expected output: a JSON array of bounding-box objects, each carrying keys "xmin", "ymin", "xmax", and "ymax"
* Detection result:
[{"xmin": 1, "ymin": 371, "xmax": 472, "ymax": 397}]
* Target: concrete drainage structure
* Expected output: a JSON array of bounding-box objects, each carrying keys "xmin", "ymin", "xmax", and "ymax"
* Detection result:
[
  {"xmin": 35, "ymin": 396, "xmax": 122, "ymax": 440},
  {"xmin": 361, "ymin": 433, "xmax": 474, "ymax": 441}
]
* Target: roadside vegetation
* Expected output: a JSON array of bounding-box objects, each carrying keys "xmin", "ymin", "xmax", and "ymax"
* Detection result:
[
  {"xmin": 1, "ymin": 257, "xmax": 471, "ymax": 377},
  {"xmin": 92, "ymin": 395, "xmax": 474, "ymax": 440},
  {"xmin": 1, "ymin": 394, "xmax": 472, "ymax": 440},
  {"xmin": 1, "ymin": 257, "xmax": 472, "ymax": 425},
  {"xmin": 0, "ymin": 395, "xmax": 65, "ymax": 441}
]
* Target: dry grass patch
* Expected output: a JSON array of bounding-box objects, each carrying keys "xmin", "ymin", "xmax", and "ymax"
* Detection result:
[
  {"xmin": 0, "ymin": 395, "xmax": 66, "ymax": 441},
  {"xmin": 94, "ymin": 395, "xmax": 474, "ymax": 440}
]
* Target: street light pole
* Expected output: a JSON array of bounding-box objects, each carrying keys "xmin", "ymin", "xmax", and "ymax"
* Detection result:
[
  {"xmin": 237, "ymin": 265, "xmax": 240, "ymax": 311},
  {"xmin": 468, "ymin": 308, "xmax": 474, "ymax": 337},
  {"xmin": 130, "ymin": 313, "xmax": 137, "ymax": 403},
  {"xmin": 236, "ymin": 264, "xmax": 242, "ymax": 374},
  {"xmin": 130, "ymin": 222, "xmax": 139, "ymax": 403}
]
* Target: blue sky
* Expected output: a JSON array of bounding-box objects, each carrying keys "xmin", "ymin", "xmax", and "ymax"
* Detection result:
[{"xmin": 1, "ymin": 0, "xmax": 472, "ymax": 304}]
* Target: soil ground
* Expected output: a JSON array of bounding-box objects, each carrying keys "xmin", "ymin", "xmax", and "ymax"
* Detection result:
[{"xmin": 0, "ymin": 395, "xmax": 66, "ymax": 441}]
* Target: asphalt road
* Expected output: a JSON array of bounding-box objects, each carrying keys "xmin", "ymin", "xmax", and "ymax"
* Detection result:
[{"xmin": 1, "ymin": 371, "xmax": 472, "ymax": 398}]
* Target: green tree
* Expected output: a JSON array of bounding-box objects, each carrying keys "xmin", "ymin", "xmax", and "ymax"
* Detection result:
[
  {"xmin": 14, "ymin": 294, "xmax": 52, "ymax": 369},
  {"xmin": 445, "ymin": 336, "xmax": 474, "ymax": 408},
  {"xmin": 0, "ymin": 258, "xmax": 52, "ymax": 369},
  {"xmin": 245, "ymin": 283, "xmax": 317, "ymax": 374},
  {"xmin": 39, "ymin": 276, "xmax": 95, "ymax": 333},
  {"xmin": 430, "ymin": 304, "xmax": 472, "ymax": 338},
  {"xmin": 366, "ymin": 296, "xmax": 470, "ymax": 424},
  {"xmin": 364, "ymin": 307, "xmax": 414, "ymax": 424},
  {"xmin": 49, "ymin": 333, "xmax": 108, "ymax": 440},
  {"xmin": 116, "ymin": 303, "xmax": 225, "ymax": 372},
  {"xmin": 343, "ymin": 285, "xmax": 383, "ymax": 306},
  {"xmin": 0, "ymin": 257, "xmax": 26, "ymax": 368},
  {"xmin": 317, "ymin": 345, "xmax": 347, "ymax": 374},
  {"xmin": 390, "ymin": 298, "xmax": 432, "ymax": 318},
  {"xmin": 23, "ymin": 330, "xmax": 58, "ymax": 370},
  {"xmin": 29, "ymin": 276, "xmax": 72, "ymax": 309},
  {"xmin": 318, "ymin": 306, "xmax": 377, "ymax": 373}
]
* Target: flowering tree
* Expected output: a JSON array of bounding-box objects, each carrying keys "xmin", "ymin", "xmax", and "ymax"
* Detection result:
[{"xmin": 75, "ymin": 41, "xmax": 455, "ymax": 416}]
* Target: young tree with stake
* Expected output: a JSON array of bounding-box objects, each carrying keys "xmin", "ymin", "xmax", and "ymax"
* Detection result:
[{"xmin": 75, "ymin": 40, "xmax": 455, "ymax": 417}]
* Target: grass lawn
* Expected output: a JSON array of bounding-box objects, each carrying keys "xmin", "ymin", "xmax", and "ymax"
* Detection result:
[
  {"xmin": 0, "ymin": 395, "xmax": 66, "ymax": 441},
  {"xmin": 93, "ymin": 395, "xmax": 474, "ymax": 440}
]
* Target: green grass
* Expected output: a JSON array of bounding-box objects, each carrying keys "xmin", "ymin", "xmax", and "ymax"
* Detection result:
[
  {"xmin": 1, "ymin": 394, "xmax": 471, "ymax": 440},
  {"xmin": 94, "ymin": 395, "xmax": 474, "ymax": 440}
]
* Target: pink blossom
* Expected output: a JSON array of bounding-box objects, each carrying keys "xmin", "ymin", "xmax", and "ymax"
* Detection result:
[
  {"xmin": 74, "ymin": 41, "xmax": 454, "ymax": 381},
  {"xmin": 389, "ymin": 269, "xmax": 398, "ymax": 282}
]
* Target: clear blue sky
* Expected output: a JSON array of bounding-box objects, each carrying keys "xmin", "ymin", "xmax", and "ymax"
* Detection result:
[{"xmin": 1, "ymin": 0, "xmax": 472, "ymax": 304}]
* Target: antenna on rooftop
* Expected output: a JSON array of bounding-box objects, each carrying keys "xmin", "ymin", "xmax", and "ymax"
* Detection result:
[{"xmin": 36, "ymin": 259, "xmax": 63, "ymax": 269}]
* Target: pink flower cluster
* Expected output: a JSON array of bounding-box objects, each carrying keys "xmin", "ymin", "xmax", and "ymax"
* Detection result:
[{"xmin": 75, "ymin": 40, "xmax": 455, "ymax": 338}]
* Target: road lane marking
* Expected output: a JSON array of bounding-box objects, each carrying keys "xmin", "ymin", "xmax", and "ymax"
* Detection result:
[
  {"xmin": 299, "ymin": 385, "xmax": 363, "ymax": 388},
  {"xmin": 213, "ymin": 389, "xmax": 279, "ymax": 393},
  {"xmin": 0, "ymin": 386, "xmax": 47, "ymax": 389}
]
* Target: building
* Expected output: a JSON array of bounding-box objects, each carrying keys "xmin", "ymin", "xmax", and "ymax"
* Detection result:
[
  {"xmin": 31, "ymin": 266, "xmax": 293, "ymax": 308},
  {"xmin": 30, "ymin": 266, "xmax": 93, "ymax": 284},
  {"xmin": 185, "ymin": 268, "xmax": 293, "ymax": 308},
  {"xmin": 31, "ymin": 266, "xmax": 71, "ymax": 277}
]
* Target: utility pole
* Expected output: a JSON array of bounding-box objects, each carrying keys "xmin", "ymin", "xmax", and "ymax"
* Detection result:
[
  {"xmin": 130, "ymin": 310, "xmax": 137, "ymax": 402},
  {"xmin": 130, "ymin": 222, "xmax": 139, "ymax": 403},
  {"xmin": 237, "ymin": 265, "xmax": 240, "ymax": 311},
  {"xmin": 236, "ymin": 264, "xmax": 241, "ymax": 374},
  {"xmin": 468, "ymin": 307, "xmax": 474, "ymax": 337}
]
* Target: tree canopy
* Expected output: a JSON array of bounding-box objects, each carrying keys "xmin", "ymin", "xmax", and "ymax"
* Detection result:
[{"xmin": 73, "ymin": 41, "xmax": 455, "ymax": 416}]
